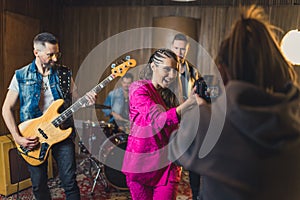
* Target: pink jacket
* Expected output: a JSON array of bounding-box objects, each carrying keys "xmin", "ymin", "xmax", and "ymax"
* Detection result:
[{"xmin": 122, "ymin": 80, "xmax": 181, "ymax": 186}]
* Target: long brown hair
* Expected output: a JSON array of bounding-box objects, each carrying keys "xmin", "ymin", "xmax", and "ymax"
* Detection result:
[{"xmin": 215, "ymin": 5, "xmax": 297, "ymax": 92}]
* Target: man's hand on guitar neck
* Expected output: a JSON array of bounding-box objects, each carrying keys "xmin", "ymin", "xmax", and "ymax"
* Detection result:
[
  {"xmin": 84, "ymin": 91, "xmax": 97, "ymax": 107},
  {"xmin": 72, "ymin": 89, "xmax": 97, "ymax": 108}
]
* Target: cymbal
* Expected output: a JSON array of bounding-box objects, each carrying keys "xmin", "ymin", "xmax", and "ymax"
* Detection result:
[{"xmin": 86, "ymin": 104, "xmax": 111, "ymax": 109}]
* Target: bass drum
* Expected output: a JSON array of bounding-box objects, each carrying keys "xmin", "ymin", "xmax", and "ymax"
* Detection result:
[{"xmin": 99, "ymin": 132, "xmax": 128, "ymax": 190}]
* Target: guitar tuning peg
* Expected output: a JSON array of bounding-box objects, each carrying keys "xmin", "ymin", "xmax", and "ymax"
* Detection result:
[
  {"xmin": 125, "ymin": 56, "xmax": 130, "ymax": 60},
  {"xmin": 111, "ymin": 63, "xmax": 116, "ymax": 68}
]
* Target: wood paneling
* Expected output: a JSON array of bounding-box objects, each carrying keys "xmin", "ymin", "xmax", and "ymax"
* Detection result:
[
  {"xmin": 1, "ymin": 1, "xmax": 300, "ymax": 133},
  {"xmin": 2, "ymin": 0, "xmax": 63, "ymax": 33},
  {"xmin": 3, "ymin": 12, "xmax": 40, "ymax": 86},
  {"xmin": 62, "ymin": 0, "xmax": 299, "ymax": 7},
  {"xmin": 59, "ymin": 5, "xmax": 300, "ymax": 122},
  {"xmin": 0, "ymin": 0, "xmax": 4, "ymax": 135},
  {"xmin": 60, "ymin": 5, "xmax": 300, "ymax": 73}
]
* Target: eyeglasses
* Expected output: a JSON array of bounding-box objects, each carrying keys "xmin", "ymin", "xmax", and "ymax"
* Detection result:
[
  {"xmin": 155, "ymin": 63, "xmax": 179, "ymax": 74},
  {"xmin": 45, "ymin": 52, "xmax": 62, "ymax": 59}
]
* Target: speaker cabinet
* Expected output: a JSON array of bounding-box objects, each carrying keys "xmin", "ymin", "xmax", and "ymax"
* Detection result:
[{"xmin": 0, "ymin": 135, "xmax": 53, "ymax": 196}]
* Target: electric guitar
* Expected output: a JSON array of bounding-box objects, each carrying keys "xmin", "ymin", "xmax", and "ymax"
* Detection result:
[{"xmin": 17, "ymin": 57, "xmax": 136, "ymax": 166}]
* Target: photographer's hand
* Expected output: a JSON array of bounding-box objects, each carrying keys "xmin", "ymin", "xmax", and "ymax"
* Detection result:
[
  {"xmin": 192, "ymin": 86, "xmax": 207, "ymax": 106},
  {"xmin": 176, "ymin": 87, "xmax": 203, "ymax": 116},
  {"xmin": 194, "ymin": 93, "xmax": 207, "ymax": 106}
]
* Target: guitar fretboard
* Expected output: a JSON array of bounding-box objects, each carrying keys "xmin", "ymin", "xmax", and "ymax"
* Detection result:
[{"xmin": 52, "ymin": 74, "xmax": 115, "ymax": 127}]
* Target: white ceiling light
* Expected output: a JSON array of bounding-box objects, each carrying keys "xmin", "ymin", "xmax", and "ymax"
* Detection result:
[{"xmin": 281, "ymin": 29, "xmax": 300, "ymax": 65}]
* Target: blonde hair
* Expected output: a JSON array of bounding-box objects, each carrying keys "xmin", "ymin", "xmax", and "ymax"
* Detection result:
[{"xmin": 216, "ymin": 5, "xmax": 297, "ymax": 92}]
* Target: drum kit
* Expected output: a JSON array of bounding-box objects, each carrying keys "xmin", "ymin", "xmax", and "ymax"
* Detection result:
[{"xmin": 77, "ymin": 104, "xmax": 128, "ymax": 195}]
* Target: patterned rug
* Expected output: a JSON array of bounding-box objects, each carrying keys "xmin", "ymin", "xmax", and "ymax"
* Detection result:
[{"xmin": 0, "ymin": 156, "xmax": 192, "ymax": 200}]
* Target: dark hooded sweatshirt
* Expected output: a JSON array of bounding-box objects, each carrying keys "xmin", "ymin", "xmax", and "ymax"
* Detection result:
[{"xmin": 169, "ymin": 80, "xmax": 300, "ymax": 200}]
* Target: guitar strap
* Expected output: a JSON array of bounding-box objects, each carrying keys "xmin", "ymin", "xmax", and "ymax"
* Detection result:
[
  {"xmin": 57, "ymin": 65, "xmax": 71, "ymax": 100},
  {"xmin": 57, "ymin": 65, "xmax": 74, "ymax": 130}
]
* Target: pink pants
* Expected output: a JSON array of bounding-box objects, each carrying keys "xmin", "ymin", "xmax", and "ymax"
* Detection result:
[{"xmin": 127, "ymin": 180, "xmax": 179, "ymax": 200}]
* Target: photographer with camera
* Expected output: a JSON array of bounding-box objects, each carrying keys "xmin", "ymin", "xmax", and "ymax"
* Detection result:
[{"xmin": 169, "ymin": 5, "xmax": 300, "ymax": 200}]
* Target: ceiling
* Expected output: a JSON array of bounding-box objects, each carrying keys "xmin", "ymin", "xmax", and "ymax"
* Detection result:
[{"xmin": 63, "ymin": 0, "xmax": 300, "ymax": 7}]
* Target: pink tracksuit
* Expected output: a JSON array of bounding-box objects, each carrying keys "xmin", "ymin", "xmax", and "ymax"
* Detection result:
[{"xmin": 122, "ymin": 80, "xmax": 182, "ymax": 200}]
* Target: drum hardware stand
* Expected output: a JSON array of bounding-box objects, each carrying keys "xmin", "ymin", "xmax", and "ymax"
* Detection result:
[
  {"xmin": 78, "ymin": 141, "xmax": 109, "ymax": 195},
  {"xmin": 90, "ymin": 158, "xmax": 109, "ymax": 194}
]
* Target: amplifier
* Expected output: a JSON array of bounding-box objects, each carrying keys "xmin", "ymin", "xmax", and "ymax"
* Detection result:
[{"xmin": 0, "ymin": 135, "xmax": 53, "ymax": 196}]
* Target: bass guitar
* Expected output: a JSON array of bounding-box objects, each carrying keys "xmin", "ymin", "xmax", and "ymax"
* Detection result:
[{"xmin": 17, "ymin": 57, "xmax": 136, "ymax": 166}]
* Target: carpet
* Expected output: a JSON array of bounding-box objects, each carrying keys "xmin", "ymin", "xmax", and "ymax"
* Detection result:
[{"xmin": 0, "ymin": 157, "xmax": 192, "ymax": 200}]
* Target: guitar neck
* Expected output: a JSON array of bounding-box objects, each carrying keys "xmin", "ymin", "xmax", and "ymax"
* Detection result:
[{"xmin": 52, "ymin": 74, "xmax": 115, "ymax": 127}]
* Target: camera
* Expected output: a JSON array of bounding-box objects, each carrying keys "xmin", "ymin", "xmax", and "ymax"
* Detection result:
[{"xmin": 194, "ymin": 78, "xmax": 211, "ymax": 103}]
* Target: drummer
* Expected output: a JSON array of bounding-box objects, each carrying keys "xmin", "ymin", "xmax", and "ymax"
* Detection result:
[{"xmin": 102, "ymin": 73, "xmax": 134, "ymax": 133}]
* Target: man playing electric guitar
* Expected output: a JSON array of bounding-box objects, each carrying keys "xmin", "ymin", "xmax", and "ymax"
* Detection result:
[{"xmin": 2, "ymin": 32, "xmax": 97, "ymax": 200}]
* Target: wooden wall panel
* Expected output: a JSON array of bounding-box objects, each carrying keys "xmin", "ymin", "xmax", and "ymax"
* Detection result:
[
  {"xmin": 1, "ymin": 2, "xmax": 300, "ymax": 132},
  {"xmin": 61, "ymin": 5, "xmax": 300, "ymax": 74},
  {"xmin": 0, "ymin": 0, "xmax": 4, "ymax": 136},
  {"xmin": 62, "ymin": 0, "xmax": 299, "ymax": 7},
  {"xmin": 61, "ymin": 6, "xmax": 240, "ymax": 79},
  {"xmin": 2, "ymin": 0, "xmax": 63, "ymax": 34},
  {"xmin": 3, "ymin": 12, "xmax": 40, "ymax": 86},
  {"xmin": 60, "ymin": 5, "xmax": 300, "ymax": 122}
]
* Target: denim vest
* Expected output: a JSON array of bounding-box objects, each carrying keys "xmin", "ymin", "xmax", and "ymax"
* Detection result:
[{"xmin": 16, "ymin": 60, "xmax": 66, "ymax": 122}]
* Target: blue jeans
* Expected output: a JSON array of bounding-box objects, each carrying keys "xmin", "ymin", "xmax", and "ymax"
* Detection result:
[{"xmin": 27, "ymin": 138, "xmax": 80, "ymax": 200}]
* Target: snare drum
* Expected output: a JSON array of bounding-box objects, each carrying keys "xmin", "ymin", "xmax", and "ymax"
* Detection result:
[
  {"xmin": 99, "ymin": 120, "xmax": 115, "ymax": 135},
  {"xmin": 98, "ymin": 132, "xmax": 128, "ymax": 190}
]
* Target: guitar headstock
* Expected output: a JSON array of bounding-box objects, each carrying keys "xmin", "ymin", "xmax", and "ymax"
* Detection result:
[{"xmin": 111, "ymin": 56, "xmax": 137, "ymax": 77}]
